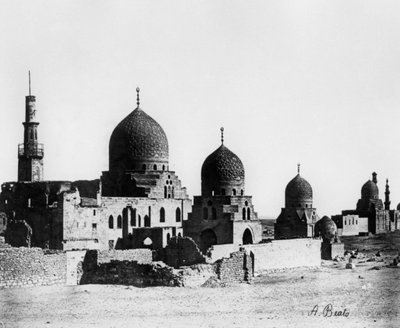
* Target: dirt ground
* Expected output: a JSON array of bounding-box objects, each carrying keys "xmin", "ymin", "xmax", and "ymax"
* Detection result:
[{"xmin": 1, "ymin": 232, "xmax": 400, "ymax": 328}]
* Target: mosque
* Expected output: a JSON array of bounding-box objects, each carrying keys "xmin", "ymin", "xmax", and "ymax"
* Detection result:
[{"xmin": 0, "ymin": 81, "xmax": 263, "ymax": 251}]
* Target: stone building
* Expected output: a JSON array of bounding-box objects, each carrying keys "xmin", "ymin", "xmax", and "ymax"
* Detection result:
[
  {"xmin": 274, "ymin": 165, "xmax": 320, "ymax": 239},
  {"xmin": 183, "ymin": 128, "xmax": 262, "ymax": 253},
  {"xmin": 335, "ymin": 172, "xmax": 398, "ymax": 235},
  {"xmin": 1, "ymin": 85, "xmax": 191, "ymax": 250}
]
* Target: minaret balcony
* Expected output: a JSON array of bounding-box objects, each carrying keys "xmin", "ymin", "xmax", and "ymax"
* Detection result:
[{"xmin": 18, "ymin": 143, "xmax": 44, "ymax": 157}]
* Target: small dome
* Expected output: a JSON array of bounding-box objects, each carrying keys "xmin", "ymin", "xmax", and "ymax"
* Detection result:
[
  {"xmin": 201, "ymin": 144, "xmax": 245, "ymax": 196},
  {"xmin": 285, "ymin": 173, "xmax": 313, "ymax": 207},
  {"xmin": 361, "ymin": 180, "xmax": 379, "ymax": 200},
  {"xmin": 315, "ymin": 216, "xmax": 337, "ymax": 242},
  {"xmin": 109, "ymin": 107, "xmax": 169, "ymax": 172}
]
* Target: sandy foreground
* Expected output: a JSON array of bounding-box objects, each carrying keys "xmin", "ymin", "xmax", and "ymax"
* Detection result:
[
  {"xmin": 1, "ymin": 232, "xmax": 400, "ymax": 328},
  {"xmin": 0, "ymin": 260, "xmax": 399, "ymax": 328}
]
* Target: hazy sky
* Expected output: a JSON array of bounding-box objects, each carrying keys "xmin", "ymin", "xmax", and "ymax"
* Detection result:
[{"xmin": 1, "ymin": 0, "xmax": 400, "ymax": 217}]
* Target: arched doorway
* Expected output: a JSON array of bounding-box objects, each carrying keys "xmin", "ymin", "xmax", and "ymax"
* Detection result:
[
  {"xmin": 200, "ymin": 229, "xmax": 217, "ymax": 253},
  {"xmin": 144, "ymin": 215, "xmax": 150, "ymax": 227},
  {"xmin": 242, "ymin": 228, "xmax": 253, "ymax": 245}
]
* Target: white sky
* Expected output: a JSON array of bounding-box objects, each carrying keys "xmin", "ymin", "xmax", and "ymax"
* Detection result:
[{"xmin": 1, "ymin": 0, "xmax": 400, "ymax": 218}]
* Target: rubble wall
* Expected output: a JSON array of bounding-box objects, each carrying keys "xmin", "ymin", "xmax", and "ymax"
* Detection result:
[{"xmin": 0, "ymin": 247, "xmax": 67, "ymax": 288}]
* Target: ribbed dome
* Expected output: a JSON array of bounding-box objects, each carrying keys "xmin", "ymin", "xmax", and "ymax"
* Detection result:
[
  {"xmin": 285, "ymin": 174, "xmax": 313, "ymax": 207},
  {"xmin": 109, "ymin": 107, "xmax": 169, "ymax": 172},
  {"xmin": 361, "ymin": 180, "xmax": 379, "ymax": 200},
  {"xmin": 201, "ymin": 144, "xmax": 245, "ymax": 196}
]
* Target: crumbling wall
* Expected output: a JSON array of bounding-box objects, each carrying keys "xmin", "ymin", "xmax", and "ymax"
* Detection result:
[
  {"xmin": 161, "ymin": 237, "xmax": 207, "ymax": 268},
  {"xmin": 213, "ymin": 249, "xmax": 253, "ymax": 284},
  {"xmin": 4, "ymin": 220, "xmax": 32, "ymax": 247},
  {"xmin": 0, "ymin": 247, "xmax": 67, "ymax": 288}
]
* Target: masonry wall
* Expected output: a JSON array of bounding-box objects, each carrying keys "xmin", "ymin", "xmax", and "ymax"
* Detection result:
[
  {"xmin": 214, "ymin": 250, "xmax": 253, "ymax": 284},
  {"xmin": 0, "ymin": 247, "xmax": 67, "ymax": 288},
  {"xmin": 243, "ymin": 239, "xmax": 321, "ymax": 275}
]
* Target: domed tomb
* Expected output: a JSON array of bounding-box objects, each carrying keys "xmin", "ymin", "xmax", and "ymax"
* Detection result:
[
  {"xmin": 285, "ymin": 165, "xmax": 313, "ymax": 208},
  {"xmin": 315, "ymin": 216, "xmax": 337, "ymax": 243},
  {"xmin": 109, "ymin": 88, "xmax": 169, "ymax": 172},
  {"xmin": 201, "ymin": 128, "xmax": 245, "ymax": 196}
]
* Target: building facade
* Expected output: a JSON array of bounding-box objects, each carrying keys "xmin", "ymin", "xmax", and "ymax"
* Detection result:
[{"xmin": 1, "ymin": 87, "xmax": 191, "ymax": 250}]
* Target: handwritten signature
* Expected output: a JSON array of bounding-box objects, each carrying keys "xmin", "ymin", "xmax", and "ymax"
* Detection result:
[{"xmin": 308, "ymin": 304, "xmax": 350, "ymax": 317}]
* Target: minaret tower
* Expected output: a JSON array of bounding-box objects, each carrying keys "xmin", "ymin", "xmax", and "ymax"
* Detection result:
[
  {"xmin": 384, "ymin": 178, "xmax": 390, "ymax": 210},
  {"xmin": 18, "ymin": 72, "xmax": 44, "ymax": 182}
]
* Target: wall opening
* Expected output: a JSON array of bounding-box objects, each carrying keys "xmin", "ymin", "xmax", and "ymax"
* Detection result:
[
  {"xmin": 144, "ymin": 215, "xmax": 150, "ymax": 227},
  {"xmin": 108, "ymin": 215, "xmax": 114, "ymax": 229},
  {"xmin": 203, "ymin": 207, "xmax": 208, "ymax": 220},
  {"xmin": 200, "ymin": 229, "xmax": 217, "ymax": 253},
  {"xmin": 175, "ymin": 207, "xmax": 181, "ymax": 222},
  {"xmin": 160, "ymin": 207, "xmax": 165, "ymax": 222},
  {"xmin": 117, "ymin": 215, "xmax": 122, "ymax": 229},
  {"xmin": 247, "ymin": 207, "xmax": 251, "ymax": 220},
  {"xmin": 212, "ymin": 207, "xmax": 217, "ymax": 220},
  {"xmin": 242, "ymin": 228, "xmax": 253, "ymax": 245}
]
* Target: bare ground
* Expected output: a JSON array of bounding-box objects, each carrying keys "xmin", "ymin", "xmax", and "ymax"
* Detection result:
[{"xmin": 1, "ymin": 232, "xmax": 400, "ymax": 328}]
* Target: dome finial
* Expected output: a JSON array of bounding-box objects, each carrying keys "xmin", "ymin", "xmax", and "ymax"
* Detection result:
[
  {"xmin": 28, "ymin": 70, "xmax": 31, "ymax": 96},
  {"xmin": 136, "ymin": 87, "xmax": 140, "ymax": 108},
  {"xmin": 297, "ymin": 163, "xmax": 300, "ymax": 174},
  {"xmin": 220, "ymin": 127, "xmax": 224, "ymax": 144}
]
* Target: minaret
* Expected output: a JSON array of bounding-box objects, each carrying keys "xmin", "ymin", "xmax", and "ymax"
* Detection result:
[
  {"xmin": 17, "ymin": 72, "xmax": 44, "ymax": 182},
  {"xmin": 384, "ymin": 178, "xmax": 390, "ymax": 210}
]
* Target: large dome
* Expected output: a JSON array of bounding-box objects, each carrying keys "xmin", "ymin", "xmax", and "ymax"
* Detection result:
[
  {"xmin": 285, "ymin": 172, "xmax": 313, "ymax": 208},
  {"xmin": 201, "ymin": 139, "xmax": 245, "ymax": 196},
  {"xmin": 109, "ymin": 94, "xmax": 169, "ymax": 172}
]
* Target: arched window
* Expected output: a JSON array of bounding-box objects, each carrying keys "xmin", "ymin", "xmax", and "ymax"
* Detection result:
[
  {"xmin": 175, "ymin": 207, "xmax": 181, "ymax": 222},
  {"xmin": 241, "ymin": 189, "xmax": 244, "ymax": 196},
  {"xmin": 142, "ymin": 164, "xmax": 146, "ymax": 170},
  {"xmin": 117, "ymin": 215, "xmax": 122, "ymax": 228},
  {"xmin": 232, "ymin": 189, "xmax": 236, "ymax": 196},
  {"xmin": 247, "ymin": 208, "xmax": 251, "ymax": 220},
  {"xmin": 172, "ymin": 187, "xmax": 174, "ymax": 198},
  {"xmin": 167, "ymin": 233, "xmax": 171, "ymax": 243},
  {"xmin": 203, "ymin": 207, "xmax": 208, "ymax": 220},
  {"xmin": 245, "ymin": 201, "xmax": 248, "ymax": 207},
  {"xmin": 162, "ymin": 165, "xmax": 165, "ymax": 171},
  {"xmin": 242, "ymin": 208, "xmax": 246, "ymax": 220},
  {"xmin": 153, "ymin": 164, "xmax": 157, "ymax": 171},
  {"xmin": 108, "ymin": 215, "xmax": 114, "ymax": 229},
  {"xmin": 160, "ymin": 207, "xmax": 165, "ymax": 222},
  {"xmin": 130, "ymin": 208, "xmax": 136, "ymax": 226},
  {"xmin": 344, "ymin": 219, "xmax": 347, "ymax": 225},
  {"xmin": 164, "ymin": 186, "xmax": 167, "ymax": 198},
  {"xmin": 352, "ymin": 217, "xmax": 354, "ymax": 225},
  {"xmin": 144, "ymin": 215, "xmax": 150, "ymax": 227},
  {"xmin": 212, "ymin": 207, "xmax": 217, "ymax": 220},
  {"xmin": 138, "ymin": 215, "xmax": 141, "ymax": 227},
  {"xmin": 221, "ymin": 189, "xmax": 226, "ymax": 195},
  {"xmin": 35, "ymin": 130, "xmax": 37, "ymax": 140},
  {"xmin": 168, "ymin": 186, "xmax": 171, "ymax": 198}
]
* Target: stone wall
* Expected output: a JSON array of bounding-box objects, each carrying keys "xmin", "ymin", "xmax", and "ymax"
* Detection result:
[
  {"xmin": 161, "ymin": 236, "xmax": 207, "ymax": 268},
  {"xmin": 214, "ymin": 249, "xmax": 253, "ymax": 284},
  {"xmin": 243, "ymin": 238, "xmax": 321, "ymax": 275},
  {"xmin": 0, "ymin": 247, "xmax": 67, "ymax": 288}
]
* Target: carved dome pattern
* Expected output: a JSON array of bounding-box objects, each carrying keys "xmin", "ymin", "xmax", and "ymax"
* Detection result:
[
  {"xmin": 109, "ymin": 108, "xmax": 169, "ymax": 170},
  {"xmin": 201, "ymin": 145, "xmax": 245, "ymax": 183},
  {"xmin": 285, "ymin": 174, "xmax": 313, "ymax": 202}
]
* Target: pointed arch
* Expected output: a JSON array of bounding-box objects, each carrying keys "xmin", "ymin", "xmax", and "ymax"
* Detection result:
[
  {"xmin": 108, "ymin": 215, "xmax": 114, "ymax": 229},
  {"xmin": 160, "ymin": 207, "xmax": 165, "ymax": 222},
  {"xmin": 247, "ymin": 207, "xmax": 251, "ymax": 220},
  {"xmin": 175, "ymin": 207, "xmax": 181, "ymax": 222},
  {"xmin": 243, "ymin": 228, "xmax": 253, "ymax": 244}
]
